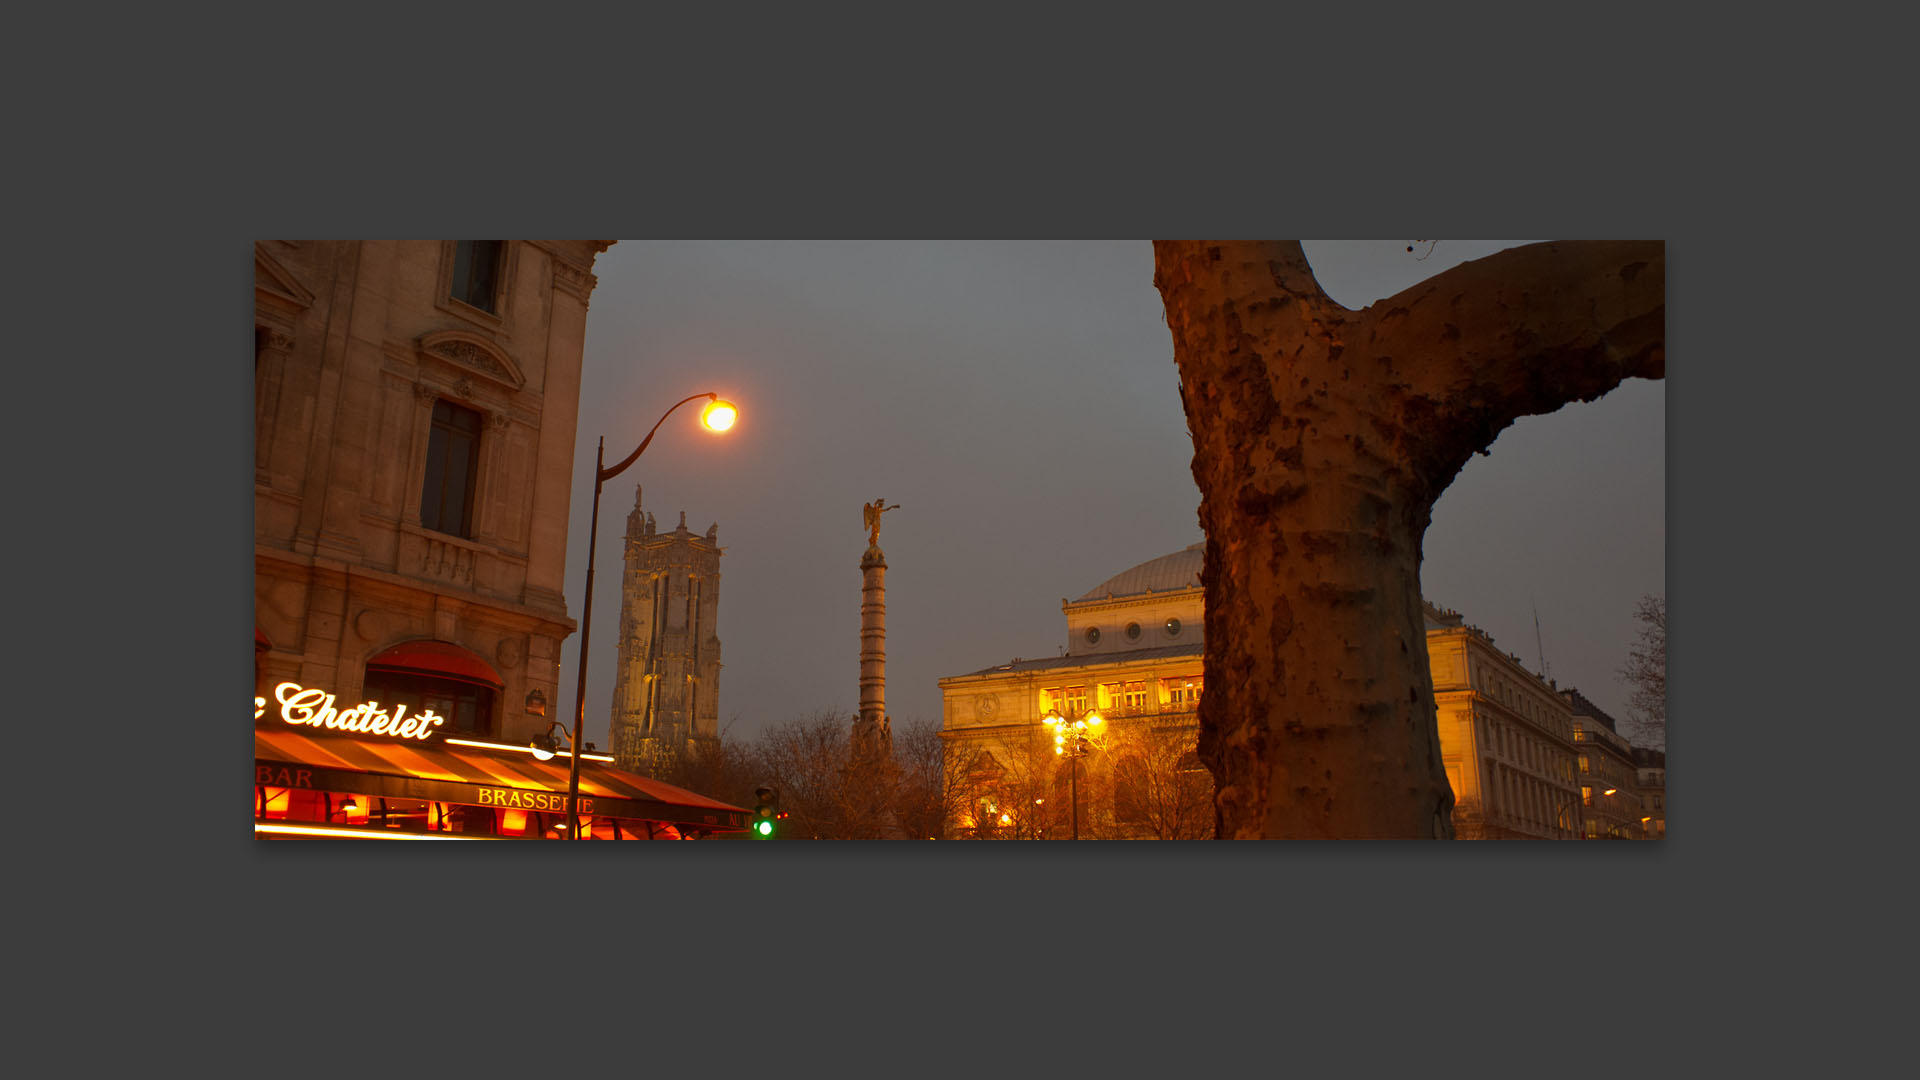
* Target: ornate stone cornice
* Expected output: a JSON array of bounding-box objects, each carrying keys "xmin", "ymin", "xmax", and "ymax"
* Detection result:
[{"xmin": 552, "ymin": 259, "xmax": 599, "ymax": 303}]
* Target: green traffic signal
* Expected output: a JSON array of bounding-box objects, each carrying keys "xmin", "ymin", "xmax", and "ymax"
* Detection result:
[{"xmin": 752, "ymin": 785, "xmax": 779, "ymax": 838}]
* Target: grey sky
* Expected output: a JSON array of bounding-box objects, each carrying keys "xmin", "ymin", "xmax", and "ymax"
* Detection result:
[{"xmin": 556, "ymin": 241, "xmax": 1664, "ymax": 751}]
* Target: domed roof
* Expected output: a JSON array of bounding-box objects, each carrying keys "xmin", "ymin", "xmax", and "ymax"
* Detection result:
[{"xmin": 1074, "ymin": 542, "xmax": 1204, "ymax": 602}]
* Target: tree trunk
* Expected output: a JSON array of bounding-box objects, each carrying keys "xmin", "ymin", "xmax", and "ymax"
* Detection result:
[{"xmin": 1152, "ymin": 241, "xmax": 1664, "ymax": 838}]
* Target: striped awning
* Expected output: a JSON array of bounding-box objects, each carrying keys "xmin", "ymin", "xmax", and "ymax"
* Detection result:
[{"xmin": 255, "ymin": 727, "xmax": 748, "ymax": 832}]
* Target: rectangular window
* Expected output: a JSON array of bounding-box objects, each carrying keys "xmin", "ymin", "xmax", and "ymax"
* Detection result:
[
  {"xmin": 1063, "ymin": 686, "xmax": 1087, "ymax": 714},
  {"xmin": 451, "ymin": 241, "xmax": 504, "ymax": 313},
  {"xmin": 1582, "ymin": 786, "xmax": 1593, "ymax": 808},
  {"xmin": 421, "ymin": 399, "xmax": 482, "ymax": 538},
  {"xmin": 1579, "ymin": 755, "xmax": 1591, "ymax": 774},
  {"xmin": 1166, "ymin": 678, "xmax": 1203, "ymax": 708},
  {"xmin": 1120, "ymin": 682, "xmax": 1149, "ymax": 713}
]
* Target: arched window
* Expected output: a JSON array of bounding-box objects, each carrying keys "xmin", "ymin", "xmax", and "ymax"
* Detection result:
[{"xmin": 363, "ymin": 639, "xmax": 504, "ymax": 738}]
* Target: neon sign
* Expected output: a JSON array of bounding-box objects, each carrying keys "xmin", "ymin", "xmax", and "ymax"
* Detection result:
[{"xmin": 255, "ymin": 681, "xmax": 446, "ymax": 741}]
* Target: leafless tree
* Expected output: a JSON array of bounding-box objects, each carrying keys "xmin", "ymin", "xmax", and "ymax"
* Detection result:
[
  {"xmin": 1154, "ymin": 240, "xmax": 1664, "ymax": 837},
  {"xmin": 1109, "ymin": 724, "xmax": 1216, "ymax": 840},
  {"xmin": 749, "ymin": 711, "xmax": 865, "ymax": 839},
  {"xmin": 890, "ymin": 717, "xmax": 956, "ymax": 840},
  {"xmin": 946, "ymin": 728, "xmax": 1063, "ymax": 839},
  {"xmin": 1619, "ymin": 594, "xmax": 1666, "ymax": 750},
  {"xmin": 622, "ymin": 724, "xmax": 761, "ymax": 813}
]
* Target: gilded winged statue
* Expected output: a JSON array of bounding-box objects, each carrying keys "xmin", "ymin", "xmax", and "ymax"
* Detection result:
[{"xmin": 863, "ymin": 498, "xmax": 899, "ymax": 547}]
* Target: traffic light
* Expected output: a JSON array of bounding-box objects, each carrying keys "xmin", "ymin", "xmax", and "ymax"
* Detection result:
[{"xmin": 752, "ymin": 786, "xmax": 779, "ymax": 838}]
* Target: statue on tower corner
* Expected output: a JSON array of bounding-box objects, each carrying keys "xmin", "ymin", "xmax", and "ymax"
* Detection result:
[{"xmin": 862, "ymin": 497, "xmax": 900, "ymax": 549}]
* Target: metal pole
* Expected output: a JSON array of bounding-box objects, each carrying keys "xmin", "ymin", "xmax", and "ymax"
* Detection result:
[
  {"xmin": 1071, "ymin": 749, "xmax": 1080, "ymax": 841},
  {"xmin": 566, "ymin": 437, "xmax": 605, "ymax": 840},
  {"xmin": 562, "ymin": 394, "xmax": 718, "ymax": 841}
]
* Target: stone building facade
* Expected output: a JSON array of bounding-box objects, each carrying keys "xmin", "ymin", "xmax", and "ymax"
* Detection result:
[
  {"xmin": 1563, "ymin": 690, "xmax": 1648, "ymax": 838},
  {"xmin": 1425, "ymin": 603, "xmax": 1583, "ymax": 839},
  {"xmin": 253, "ymin": 240, "xmax": 611, "ymax": 746},
  {"xmin": 938, "ymin": 545, "xmax": 1216, "ymax": 840},
  {"xmin": 1633, "ymin": 746, "xmax": 1666, "ymax": 839},
  {"xmin": 938, "ymin": 542, "xmax": 1646, "ymax": 840},
  {"xmin": 607, "ymin": 493, "xmax": 723, "ymax": 774}
]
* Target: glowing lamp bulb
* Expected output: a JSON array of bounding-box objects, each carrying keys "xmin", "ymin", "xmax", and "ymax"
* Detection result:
[{"xmin": 701, "ymin": 399, "xmax": 738, "ymax": 432}]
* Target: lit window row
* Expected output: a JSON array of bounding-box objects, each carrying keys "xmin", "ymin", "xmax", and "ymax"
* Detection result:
[{"xmin": 1039, "ymin": 678, "xmax": 1205, "ymax": 717}]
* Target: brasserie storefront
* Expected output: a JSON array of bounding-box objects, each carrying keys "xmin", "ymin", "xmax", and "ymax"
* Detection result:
[{"xmin": 254, "ymin": 680, "xmax": 748, "ymax": 840}]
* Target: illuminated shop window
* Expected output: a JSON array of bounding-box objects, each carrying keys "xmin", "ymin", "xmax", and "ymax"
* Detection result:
[
  {"xmin": 421, "ymin": 399, "xmax": 482, "ymax": 539},
  {"xmin": 451, "ymin": 240, "xmax": 505, "ymax": 313}
]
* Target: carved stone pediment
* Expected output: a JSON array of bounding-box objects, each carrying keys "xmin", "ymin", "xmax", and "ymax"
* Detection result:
[
  {"xmin": 255, "ymin": 243, "xmax": 315, "ymax": 325},
  {"xmin": 415, "ymin": 330, "xmax": 525, "ymax": 392}
]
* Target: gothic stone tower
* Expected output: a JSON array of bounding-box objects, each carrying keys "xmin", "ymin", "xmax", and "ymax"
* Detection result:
[{"xmin": 609, "ymin": 487, "xmax": 723, "ymax": 774}]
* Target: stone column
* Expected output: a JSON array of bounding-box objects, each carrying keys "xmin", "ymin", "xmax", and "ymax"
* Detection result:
[
  {"xmin": 855, "ymin": 543, "xmax": 890, "ymax": 755},
  {"xmin": 522, "ymin": 251, "xmax": 597, "ymax": 614},
  {"xmin": 254, "ymin": 328, "xmax": 294, "ymax": 485}
]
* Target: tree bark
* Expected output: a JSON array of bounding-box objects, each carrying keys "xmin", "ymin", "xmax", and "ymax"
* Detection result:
[{"xmin": 1152, "ymin": 241, "xmax": 1664, "ymax": 838}]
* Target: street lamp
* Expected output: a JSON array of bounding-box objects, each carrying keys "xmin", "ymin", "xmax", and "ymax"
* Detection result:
[
  {"xmin": 564, "ymin": 393, "xmax": 737, "ymax": 840},
  {"xmin": 1556, "ymin": 786, "xmax": 1621, "ymax": 839},
  {"xmin": 1042, "ymin": 710, "xmax": 1104, "ymax": 840},
  {"xmin": 528, "ymin": 719, "xmax": 599, "ymax": 762}
]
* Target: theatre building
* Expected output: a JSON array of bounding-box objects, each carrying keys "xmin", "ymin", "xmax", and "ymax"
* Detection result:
[
  {"xmin": 253, "ymin": 240, "xmax": 746, "ymax": 838},
  {"xmin": 939, "ymin": 542, "xmax": 1606, "ymax": 841}
]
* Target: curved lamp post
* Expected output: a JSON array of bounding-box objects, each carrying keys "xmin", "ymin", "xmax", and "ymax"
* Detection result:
[
  {"xmin": 1043, "ymin": 709, "xmax": 1104, "ymax": 840},
  {"xmin": 564, "ymin": 393, "xmax": 737, "ymax": 840}
]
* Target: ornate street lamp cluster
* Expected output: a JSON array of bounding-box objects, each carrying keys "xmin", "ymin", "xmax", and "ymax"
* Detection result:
[{"xmin": 1043, "ymin": 709, "xmax": 1104, "ymax": 840}]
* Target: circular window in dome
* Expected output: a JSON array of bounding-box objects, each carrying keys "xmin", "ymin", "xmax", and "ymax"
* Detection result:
[
  {"xmin": 1125, "ymin": 621, "xmax": 1142, "ymax": 641},
  {"xmin": 1084, "ymin": 626, "xmax": 1101, "ymax": 645},
  {"xmin": 1165, "ymin": 617, "xmax": 1182, "ymax": 637}
]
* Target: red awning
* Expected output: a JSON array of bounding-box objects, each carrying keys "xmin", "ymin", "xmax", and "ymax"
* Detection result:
[
  {"xmin": 255, "ymin": 627, "xmax": 273, "ymax": 653},
  {"xmin": 254, "ymin": 727, "xmax": 749, "ymax": 832},
  {"xmin": 365, "ymin": 639, "xmax": 504, "ymax": 690}
]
